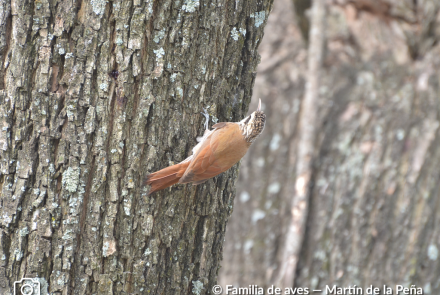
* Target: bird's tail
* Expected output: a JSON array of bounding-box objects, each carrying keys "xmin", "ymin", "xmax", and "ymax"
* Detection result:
[{"xmin": 144, "ymin": 162, "xmax": 189, "ymax": 195}]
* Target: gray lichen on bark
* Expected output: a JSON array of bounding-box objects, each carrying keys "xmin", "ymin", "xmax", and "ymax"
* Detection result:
[{"xmin": 0, "ymin": 0, "xmax": 274, "ymax": 293}]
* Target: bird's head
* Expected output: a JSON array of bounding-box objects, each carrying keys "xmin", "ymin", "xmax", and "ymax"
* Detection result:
[{"xmin": 239, "ymin": 99, "xmax": 266, "ymax": 143}]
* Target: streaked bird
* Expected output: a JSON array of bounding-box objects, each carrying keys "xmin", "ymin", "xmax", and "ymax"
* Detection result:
[{"xmin": 145, "ymin": 99, "xmax": 266, "ymax": 195}]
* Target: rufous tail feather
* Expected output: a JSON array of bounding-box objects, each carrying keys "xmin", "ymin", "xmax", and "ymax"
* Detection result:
[{"xmin": 144, "ymin": 162, "xmax": 189, "ymax": 195}]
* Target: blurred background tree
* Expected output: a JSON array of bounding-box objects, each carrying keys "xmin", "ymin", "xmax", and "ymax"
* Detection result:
[{"xmin": 220, "ymin": 0, "xmax": 440, "ymax": 292}]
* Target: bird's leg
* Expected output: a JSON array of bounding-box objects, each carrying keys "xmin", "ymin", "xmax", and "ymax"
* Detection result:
[
  {"xmin": 197, "ymin": 108, "xmax": 211, "ymax": 142},
  {"xmin": 201, "ymin": 108, "xmax": 210, "ymax": 131}
]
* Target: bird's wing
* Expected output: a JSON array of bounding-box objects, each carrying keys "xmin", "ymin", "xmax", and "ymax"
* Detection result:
[
  {"xmin": 212, "ymin": 122, "xmax": 227, "ymax": 129},
  {"xmin": 179, "ymin": 123, "xmax": 246, "ymax": 184},
  {"xmin": 192, "ymin": 121, "xmax": 227, "ymax": 154}
]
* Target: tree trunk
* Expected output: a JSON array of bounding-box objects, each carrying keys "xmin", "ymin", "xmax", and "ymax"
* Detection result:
[
  {"xmin": 220, "ymin": 0, "xmax": 440, "ymax": 292},
  {"xmin": 0, "ymin": 0, "xmax": 273, "ymax": 293}
]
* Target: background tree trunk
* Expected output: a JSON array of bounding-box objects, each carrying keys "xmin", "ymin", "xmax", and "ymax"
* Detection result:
[
  {"xmin": 0, "ymin": 0, "xmax": 273, "ymax": 293},
  {"xmin": 220, "ymin": 0, "xmax": 440, "ymax": 292}
]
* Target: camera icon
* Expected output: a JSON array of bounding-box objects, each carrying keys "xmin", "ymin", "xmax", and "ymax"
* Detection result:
[{"xmin": 13, "ymin": 278, "xmax": 40, "ymax": 295}]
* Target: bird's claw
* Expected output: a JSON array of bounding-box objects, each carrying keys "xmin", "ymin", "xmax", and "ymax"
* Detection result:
[{"xmin": 201, "ymin": 108, "xmax": 210, "ymax": 130}]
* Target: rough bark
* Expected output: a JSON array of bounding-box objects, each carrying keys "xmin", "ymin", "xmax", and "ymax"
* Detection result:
[
  {"xmin": 0, "ymin": 0, "xmax": 273, "ymax": 293},
  {"xmin": 220, "ymin": 0, "xmax": 440, "ymax": 293}
]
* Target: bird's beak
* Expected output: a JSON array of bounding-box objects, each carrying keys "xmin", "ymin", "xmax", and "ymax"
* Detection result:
[{"xmin": 257, "ymin": 99, "xmax": 261, "ymax": 111}]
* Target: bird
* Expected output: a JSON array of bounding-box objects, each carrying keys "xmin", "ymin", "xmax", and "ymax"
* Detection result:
[{"xmin": 144, "ymin": 99, "xmax": 266, "ymax": 195}]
